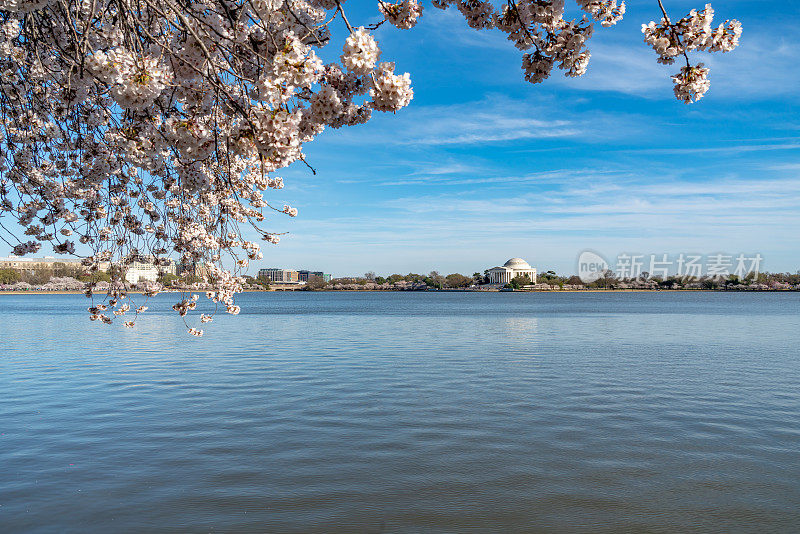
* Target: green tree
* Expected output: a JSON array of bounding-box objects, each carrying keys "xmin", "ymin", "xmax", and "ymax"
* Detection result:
[
  {"xmin": 701, "ymin": 277, "xmax": 720, "ymax": 290},
  {"xmin": 77, "ymin": 270, "xmax": 111, "ymax": 283},
  {"xmin": 510, "ymin": 274, "xmax": 533, "ymax": 289},
  {"xmin": 0, "ymin": 268, "xmax": 20, "ymax": 284},
  {"xmin": 52, "ymin": 262, "xmax": 80, "ymax": 278},
  {"xmin": 422, "ymin": 271, "xmax": 444, "ymax": 289},
  {"xmin": 428, "ymin": 271, "xmax": 445, "ymax": 287},
  {"xmin": 159, "ymin": 273, "xmax": 180, "ymax": 286},
  {"xmin": 183, "ymin": 274, "xmax": 202, "ymax": 285},
  {"xmin": 540, "ymin": 270, "xmax": 558, "ymax": 282},
  {"xmin": 658, "ymin": 276, "xmax": 681, "ymax": 288},
  {"xmin": 445, "ymin": 273, "xmax": 471, "ymax": 288},
  {"xmin": 26, "ymin": 268, "xmax": 54, "ymax": 285},
  {"xmin": 304, "ymin": 275, "xmax": 327, "ymax": 290},
  {"xmin": 566, "ymin": 275, "xmax": 584, "ymax": 286},
  {"xmin": 590, "ymin": 269, "xmax": 618, "ymax": 289}
]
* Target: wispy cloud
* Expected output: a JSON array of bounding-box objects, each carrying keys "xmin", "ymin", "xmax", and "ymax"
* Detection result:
[
  {"xmin": 631, "ymin": 143, "xmax": 800, "ymax": 155},
  {"xmin": 357, "ymin": 97, "xmax": 581, "ymax": 146},
  {"xmin": 554, "ymin": 42, "xmax": 669, "ymax": 97},
  {"xmin": 409, "ymin": 161, "xmax": 477, "ymax": 175},
  {"xmin": 379, "ymin": 175, "xmax": 800, "ymax": 226},
  {"xmin": 416, "ymin": 8, "xmax": 517, "ymax": 52},
  {"xmin": 768, "ymin": 162, "xmax": 800, "ymax": 171},
  {"xmin": 376, "ymin": 168, "xmax": 630, "ymax": 187}
]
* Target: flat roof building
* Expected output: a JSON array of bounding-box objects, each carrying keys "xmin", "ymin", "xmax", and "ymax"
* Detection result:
[
  {"xmin": 124, "ymin": 258, "xmax": 176, "ymax": 284},
  {"xmin": 258, "ymin": 268, "xmax": 299, "ymax": 283},
  {"xmin": 297, "ymin": 270, "xmax": 330, "ymax": 282},
  {"xmin": 260, "ymin": 268, "xmax": 331, "ymax": 284},
  {"xmin": 0, "ymin": 255, "xmax": 110, "ymax": 273}
]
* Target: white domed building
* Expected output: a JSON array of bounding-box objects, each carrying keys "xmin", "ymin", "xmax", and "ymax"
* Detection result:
[{"xmin": 487, "ymin": 258, "xmax": 537, "ymax": 285}]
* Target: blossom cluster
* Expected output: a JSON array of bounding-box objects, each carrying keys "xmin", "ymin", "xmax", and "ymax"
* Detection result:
[
  {"xmin": 432, "ymin": 0, "xmax": 738, "ymax": 101},
  {"xmin": 0, "ymin": 0, "xmax": 419, "ymax": 333},
  {"xmin": 435, "ymin": 0, "xmax": 626, "ymax": 84},
  {"xmin": 642, "ymin": 3, "xmax": 742, "ymax": 102},
  {"xmin": 379, "ymin": 0, "xmax": 424, "ymax": 29}
]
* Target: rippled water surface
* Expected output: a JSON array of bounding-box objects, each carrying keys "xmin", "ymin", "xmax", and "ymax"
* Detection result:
[{"xmin": 1, "ymin": 291, "xmax": 799, "ymax": 532}]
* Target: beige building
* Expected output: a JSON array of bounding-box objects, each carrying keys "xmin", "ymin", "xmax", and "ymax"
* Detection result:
[
  {"xmin": 0, "ymin": 255, "xmax": 109, "ymax": 273},
  {"xmin": 1, "ymin": 254, "xmax": 177, "ymax": 283},
  {"xmin": 124, "ymin": 259, "xmax": 177, "ymax": 284},
  {"xmin": 487, "ymin": 258, "xmax": 537, "ymax": 285}
]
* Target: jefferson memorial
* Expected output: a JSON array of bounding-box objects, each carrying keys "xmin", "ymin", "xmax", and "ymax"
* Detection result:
[{"xmin": 487, "ymin": 258, "xmax": 537, "ymax": 285}]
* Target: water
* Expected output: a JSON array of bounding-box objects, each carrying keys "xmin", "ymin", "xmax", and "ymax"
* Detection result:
[{"xmin": 1, "ymin": 291, "xmax": 799, "ymax": 532}]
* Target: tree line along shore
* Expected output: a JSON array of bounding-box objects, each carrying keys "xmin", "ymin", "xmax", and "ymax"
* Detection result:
[
  {"xmin": 2, "ymin": 266, "xmax": 799, "ymax": 293},
  {"xmin": 294, "ymin": 270, "xmax": 800, "ymax": 291}
]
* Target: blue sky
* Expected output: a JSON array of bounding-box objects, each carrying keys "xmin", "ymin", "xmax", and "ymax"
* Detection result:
[{"xmin": 255, "ymin": 0, "xmax": 800, "ymax": 276}]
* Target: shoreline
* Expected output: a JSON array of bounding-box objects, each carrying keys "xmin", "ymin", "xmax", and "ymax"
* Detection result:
[{"xmin": 1, "ymin": 288, "xmax": 797, "ymax": 296}]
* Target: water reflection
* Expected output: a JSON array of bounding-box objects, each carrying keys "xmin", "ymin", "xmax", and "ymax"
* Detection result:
[{"xmin": 502, "ymin": 315, "xmax": 539, "ymax": 335}]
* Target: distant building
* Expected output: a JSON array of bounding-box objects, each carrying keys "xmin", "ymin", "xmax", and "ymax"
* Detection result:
[
  {"xmin": 1, "ymin": 254, "xmax": 178, "ymax": 283},
  {"xmin": 258, "ymin": 268, "xmax": 299, "ymax": 283},
  {"xmin": 125, "ymin": 258, "xmax": 176, "ymax": 284},
  {"xmin": 259, "ymin": 268, "xmax": 330, "ymax": 284},
  {"xmin": 0, "ymin": 255, "xmax": 110, "ymax": 274},
  {"xmin": 297, "ymin": 270, "xmax": 331, "ymax": 282},
  {"xmin": 487, "ymin": 258, "xmax": 537, "ymax": 285}
]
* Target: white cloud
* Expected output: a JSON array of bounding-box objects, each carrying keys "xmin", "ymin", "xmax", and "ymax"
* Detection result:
[{"xmin": 368, "ymin": 97, "xmax": 580, "ymax": 145}]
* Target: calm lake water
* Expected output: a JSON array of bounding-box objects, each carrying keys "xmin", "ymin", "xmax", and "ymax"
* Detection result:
[{"xmin": 1, "ymin": 291, "xmax": 799, "ymax": 532}]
